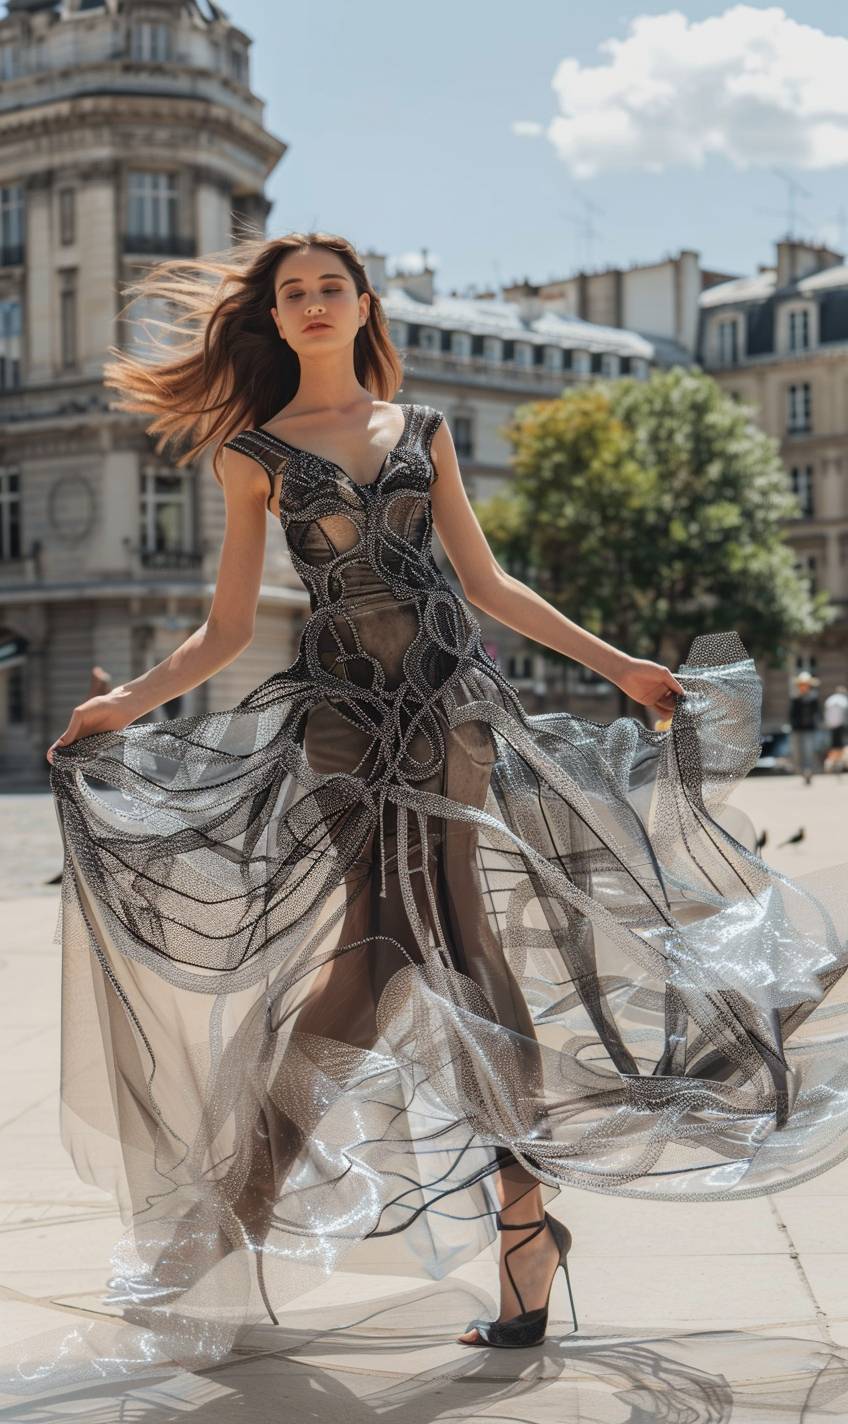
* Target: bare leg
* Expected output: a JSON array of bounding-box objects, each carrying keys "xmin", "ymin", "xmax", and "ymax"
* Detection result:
[{"xmin": 456, "ymin": 1151, "xmax": 562, "ymax": 1344}]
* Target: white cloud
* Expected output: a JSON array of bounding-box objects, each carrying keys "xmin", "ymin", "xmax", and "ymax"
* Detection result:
[
  {"xmin": 513, "ymin": 120, "xmax": 544, "ymax": 138},
  {"xmin": 537, "ymin": 6, "xmax": 848, "ymax": 179}
]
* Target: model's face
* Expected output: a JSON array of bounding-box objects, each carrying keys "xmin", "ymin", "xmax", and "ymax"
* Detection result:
[{"xmin": 270, "ymin": 248, "xmax": 369, "ymax": 355}]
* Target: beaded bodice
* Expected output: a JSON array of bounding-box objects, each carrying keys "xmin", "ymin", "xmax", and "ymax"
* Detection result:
[{"xmin": 222, "ymin": 402, "xmax": 495, "ymax": 696}]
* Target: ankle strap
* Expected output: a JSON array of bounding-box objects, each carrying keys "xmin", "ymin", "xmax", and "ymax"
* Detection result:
[{"xmin": 495, "ymin": 1211, "xmax": 546, "ymax": 1231}]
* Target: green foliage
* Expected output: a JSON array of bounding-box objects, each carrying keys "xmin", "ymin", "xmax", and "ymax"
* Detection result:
[{"xmin": 473, "ymin": 366, "xmax": 834, "ymax": 670}]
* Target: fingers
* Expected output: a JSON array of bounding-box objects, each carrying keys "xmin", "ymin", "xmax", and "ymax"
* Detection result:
[{"xmin": 46, "ymin": 728, "xmax": 71, "ymax": 764}]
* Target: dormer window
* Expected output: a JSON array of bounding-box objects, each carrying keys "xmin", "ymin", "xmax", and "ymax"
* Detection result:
[
  {"xmin": 716, "ymin": 316, "xmax": 740, "ymax": 365},
  {"xmin": 131, "ymin": 21, "xmax": 173, "ymax": 63}
]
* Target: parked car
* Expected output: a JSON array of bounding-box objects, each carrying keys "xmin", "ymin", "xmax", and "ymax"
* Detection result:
[{"xmin": 751, "ymin": 729, "xmax": 793, "ymax": 776}]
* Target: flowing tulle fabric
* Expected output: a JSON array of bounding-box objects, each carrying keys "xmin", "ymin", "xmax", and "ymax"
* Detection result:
[{"xmin": 5, "ymin": 401, "xmax": 848, "ymax": 1403}]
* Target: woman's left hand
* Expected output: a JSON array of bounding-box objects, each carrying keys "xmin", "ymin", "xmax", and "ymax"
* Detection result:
[{"xmin": 615, "ymin": 657, "xmax": 686, "ymax": 721}]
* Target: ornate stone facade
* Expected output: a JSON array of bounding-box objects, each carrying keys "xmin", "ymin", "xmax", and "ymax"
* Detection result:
[{"xmin": 0, "ymin": 0, "xmax": 293, "ymax": 781}]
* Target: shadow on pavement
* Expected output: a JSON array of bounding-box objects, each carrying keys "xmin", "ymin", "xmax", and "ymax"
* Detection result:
[{"xmin": 2, "ymin": 1279, "xmax": 847, "ymax": 1422}]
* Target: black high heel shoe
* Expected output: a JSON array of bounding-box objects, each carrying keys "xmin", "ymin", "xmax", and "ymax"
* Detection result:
[{"xmin": 459, "ymin": 1210, "xmax": 578, "ymax": 1349}]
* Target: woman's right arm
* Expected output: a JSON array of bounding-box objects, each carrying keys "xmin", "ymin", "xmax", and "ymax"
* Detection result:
[{"xmin": 46, "ymin": 446, "xmax": 269, "ymax": 763}]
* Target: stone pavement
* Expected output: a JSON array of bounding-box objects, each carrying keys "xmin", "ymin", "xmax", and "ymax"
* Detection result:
[{"xmin": 1, "ymin": 776, "xmax": 847, "ymax": 1419}]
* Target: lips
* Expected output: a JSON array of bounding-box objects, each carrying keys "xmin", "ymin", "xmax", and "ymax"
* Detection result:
[{"xmin": 304, "ymin": 322, "xmax": 331, "ymax": 331}]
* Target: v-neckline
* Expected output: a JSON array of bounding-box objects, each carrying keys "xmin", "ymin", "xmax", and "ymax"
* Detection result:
[{"xmin": 255, "ymin": 402, "xmax": 412, "ymax": 491}]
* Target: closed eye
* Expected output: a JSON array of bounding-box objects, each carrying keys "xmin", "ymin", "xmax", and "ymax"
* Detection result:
[{"xmin": 286, "ymin": 287, "xmax": 342, "ymax": 300}]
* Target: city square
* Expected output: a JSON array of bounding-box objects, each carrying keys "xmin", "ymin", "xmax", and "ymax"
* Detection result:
[{"xmin": 1, "ymin": 0, "xmax": 848, "ymax": 1415}]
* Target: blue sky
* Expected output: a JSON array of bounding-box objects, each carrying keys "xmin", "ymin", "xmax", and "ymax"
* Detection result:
[{"xmin": 229, "ymin": 2, "xmax": 848, "ymax": 295}]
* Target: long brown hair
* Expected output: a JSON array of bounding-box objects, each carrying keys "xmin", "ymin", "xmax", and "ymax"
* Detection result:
[{"xmin": 102, "ymin": 229, "xmax": 405, "ymax": 484}]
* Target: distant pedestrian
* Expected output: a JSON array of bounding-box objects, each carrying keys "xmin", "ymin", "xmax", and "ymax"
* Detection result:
[
  {"xmin": 824, "ymin": 682, "xmax": 848, "ymax": 772},
  {"xmin": 789, "ymin": 670, "xmax": 820, "ymax": 784}
]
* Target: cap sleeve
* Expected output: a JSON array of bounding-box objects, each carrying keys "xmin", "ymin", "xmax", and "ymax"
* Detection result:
[{"xmin": 220, "ymin": 433, "xmax": 279, "ymax": 509}]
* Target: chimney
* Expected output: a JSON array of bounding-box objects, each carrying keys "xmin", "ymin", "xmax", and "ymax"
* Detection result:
[
  {"xmin": 361, "ymin": 250, "xmax": 387, "ymax": 295},
  {"xmin": 776, "ymin": 237, "xmax": 844, "ymax": 287},
  {"xmin": 387, "ymin": 246, "xmax": 435, "ymax": 304}
]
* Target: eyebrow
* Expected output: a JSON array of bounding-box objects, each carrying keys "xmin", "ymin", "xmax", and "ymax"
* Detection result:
[{"xmin": 277, "ymin": 272, "xmax": 347, "ymax": 290}]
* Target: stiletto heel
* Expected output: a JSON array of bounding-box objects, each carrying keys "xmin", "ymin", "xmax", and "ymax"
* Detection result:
[{"xmin": 458, "ymin": 1209, "xmax": 579, "ymax": 1348}]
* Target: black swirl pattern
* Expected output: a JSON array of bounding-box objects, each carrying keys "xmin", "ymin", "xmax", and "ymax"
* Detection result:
[{"xmin": 32, "ymin": 398, "xmax": 848, "ymax": 1389}]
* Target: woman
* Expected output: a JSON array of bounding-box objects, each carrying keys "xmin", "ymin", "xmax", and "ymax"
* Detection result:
[{"xmin": 40, "ymin": 231, "xmax": 848, "ymax": 1380}]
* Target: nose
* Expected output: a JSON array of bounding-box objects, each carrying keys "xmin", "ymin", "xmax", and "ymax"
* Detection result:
[{"xmin": 305, "ymin": 300, "xmax": 326, "ymax": 315}]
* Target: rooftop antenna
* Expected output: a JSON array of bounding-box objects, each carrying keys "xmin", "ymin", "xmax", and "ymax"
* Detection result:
[
  {"xmin": 822, "ymin": 203, "xmax": 848, "ymax": 253},
  {"xmin": 768, "ymin": 167, "xmax": 814, "ymax": 239},
  {"xmin": 557, "ymin": 189, "xmax": 606, "ymax": 270}
]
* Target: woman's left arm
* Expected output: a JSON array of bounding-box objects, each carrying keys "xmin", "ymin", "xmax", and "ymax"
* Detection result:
[{"xmin": 429, "ymin": 416, "xmax": 685, "ymax": 719}]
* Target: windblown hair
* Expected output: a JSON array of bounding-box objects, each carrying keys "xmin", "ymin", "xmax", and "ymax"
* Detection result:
[{"xmin": 102, "ymin": 229, "xmax": 405, "ymax": 485}]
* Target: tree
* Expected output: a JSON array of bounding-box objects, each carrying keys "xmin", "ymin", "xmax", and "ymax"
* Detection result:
[{"xmin": 473, "ymin": 366, "xmax": 835, "ymax": 718}]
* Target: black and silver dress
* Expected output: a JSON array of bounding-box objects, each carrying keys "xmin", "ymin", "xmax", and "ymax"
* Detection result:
[{"xmin": 33, "ymin": 399, "xmax": 848, "ymax": 1384}]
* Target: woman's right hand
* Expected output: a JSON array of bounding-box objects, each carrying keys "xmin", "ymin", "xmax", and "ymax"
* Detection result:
[{"xmin": 46, "ymin": 692, "xmax": 138, "ymax": 764}]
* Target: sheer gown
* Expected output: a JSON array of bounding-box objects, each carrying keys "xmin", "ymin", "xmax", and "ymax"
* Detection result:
[{"xmin": 16, "ymin": 399, "xmax": 848, "ymax": 1390}]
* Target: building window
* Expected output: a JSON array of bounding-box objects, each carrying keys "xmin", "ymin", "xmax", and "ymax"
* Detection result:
[
  {"xmin": 796, "ymin": 554, "xmax": 818, "ymax": 595},
  {"xmin": 228, "ymin": 44, "xmax": 248, "ymax": 84},
  {"xmin": 787, "ymin": 382, "xmax": 812, "ymax": 433},
  {"xmin": 0, "ymin": 298, "xmax": 21, "ymax": 389},
  {"xmin": 0, "ymin": 468, "xmax": 21, "ymax": 560},
  {"xmin": 482, "ymin": 336, "xmax": 502, "ymax": 362},
  {"xmin": 418, "ymin": 327, "xmax": 440, "ymax": 352},
  {"xmin": 600, "ymin": 352, "xmax": 620, "ymax": 377},
  {"xmin": 453, "ymin": 414, "xmax": 473, "ymax": 459},
  {"xmin": 131, "ymin": 21, "xmax": 173, "ymax": 63},
  {"xmin": 128, "ymin": 171, "xmax": 178, "ymax": 243},
  {"xmin": 788, "ymin": 307, "xmax": 810, "ymax": 352},
  {"xmin": 513, "ymin": 342, "xmax": 533, "ymax": 367},
  {"xmin": 0, "ymin": 41, "xmax": 18, "ymax": 82},
  {"xmin": 140, "ymin": 469, "xmax": 194, "ymax": 560},
  {"xmin": 506, "ymin": 654, "xmax": 533, "ymax": 680},
  {"xmin": 717, "ymin": 317, "xmax": 739, "ymax": 365},
  {"xmin": 58, "ymin": 188, "xmax": 75, "ymax": 246},
  {"xmin": 7, "ymin": 661, "xmax": 24, "ymax": 723},
  {"xmin": 0, "ymin": 185, "xmax": 23, "ymax": 266},
  {"xmin": 794, "ymin": 651, "xmax": 819, "ymax": 675},
  {"xmin": 59, "ymin": 270, "xmax": 77, "ymax": 369},
  {"xmin": 123, "ymin": 294, "xmax": 178, "ymax": 358},
  {"xmin": 790, "ymin": 465, "xmax": 815, "ymax": 517},
  {"xmin": 543, "ymin": 346, "xmax": 562, "ymax": 372},
  {"xmin": 450, "ymin": 330, "xmax": 472, "ymax": 360},
  {"xmin": 630, "ymin": 357, "xmax": 649, "ymax": 380},
  {"xmin": 571, "ymin": 350, "xmax": 591, "ymax": 374}
]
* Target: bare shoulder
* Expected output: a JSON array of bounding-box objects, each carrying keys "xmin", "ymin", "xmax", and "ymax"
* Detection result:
[
  {"xmin": 427, "ymin": 407, "xmax": 453, "ymax": 470},
  {"xmin": 215, "ymin": 440, "xmax": 274, "ymax": 505}
]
